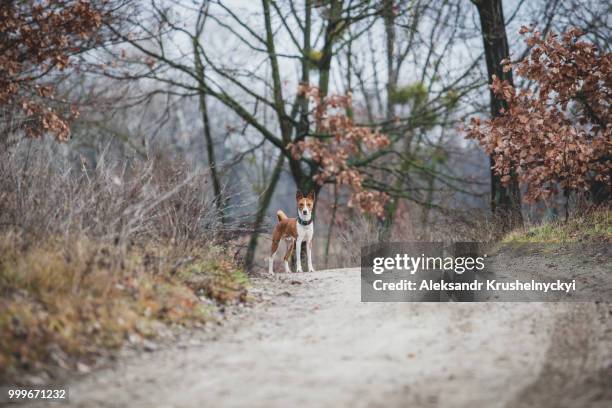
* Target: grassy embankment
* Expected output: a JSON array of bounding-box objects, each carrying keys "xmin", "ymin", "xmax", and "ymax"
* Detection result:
[
  {"xmin": 0, "ymin": 235, "xmax": 248, "ymax": 384},
  {"xmin": 502, "ymin": 208, "xmax": 611, "ymax": 244},
  {"xmin": 0, "ymin": 150, "xmax": 250, "ymax": 384}
]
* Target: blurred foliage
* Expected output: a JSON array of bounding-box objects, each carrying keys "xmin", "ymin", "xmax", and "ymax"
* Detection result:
[
  {"xmin": 442, "ymin": 89, "xmax": 460, "ymax": 110},
  {"xmin": 389, "ymin": 82, "xmax": 428, "ymax": 107}
]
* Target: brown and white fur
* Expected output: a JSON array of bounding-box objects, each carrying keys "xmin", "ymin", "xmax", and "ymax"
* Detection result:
[{"xmin": 269, "ymin": 191, "xmax": 315, "ymax": 274}]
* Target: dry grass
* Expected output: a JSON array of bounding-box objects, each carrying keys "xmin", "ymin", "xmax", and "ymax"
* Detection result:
[
  {"xmin": 0, "ymin": 143, "xmax": 248, "ymax": 384},
  {"xmin": 0, "ymin": 145, "xmax": 223, "ymax": 245},
  {"xmin": 317, "ymin": 203, "xmax": 611, "ymax": 269},
  {"xmin": 319, "ymin": 205, "xmax": 501, "ymax": 269},
  {"xmin": 0, "ymin": 233, "xmax": 247, "ymax": 383},
  {"xmin": 503, "ymin": 208, "xmax": 611, "ymax": 244}
]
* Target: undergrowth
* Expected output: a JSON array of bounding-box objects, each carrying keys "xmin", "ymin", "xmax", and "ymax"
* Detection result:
[
  {"xmin": 0, "ymin": 233, "xmax": 247, "ymax": 384},
  {"xmin": 0, "ymin": 144, "xmax": 249, "ymax": 384}
]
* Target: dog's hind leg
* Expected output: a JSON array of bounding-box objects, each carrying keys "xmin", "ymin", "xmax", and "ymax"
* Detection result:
[
  {"xmin": 269, "ymin": 238, "xmax": 279, "ymax": 275},
  {"xmin": 283, "ymin": 239, "xmax": 295, "ymax": 273}
]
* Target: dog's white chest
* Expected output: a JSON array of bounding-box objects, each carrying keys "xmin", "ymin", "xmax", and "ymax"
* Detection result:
[{"xmin": 297, "ymin": 222, "xmax": 314, "ymax": 240}]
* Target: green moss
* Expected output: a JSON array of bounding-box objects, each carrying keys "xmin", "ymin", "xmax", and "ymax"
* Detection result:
[
  {"xmin": 306, "ymin": 49, "xmax": 323, "ymax": 70},
  {"xmin": 176, "ymin": 251, "xmax": 249, "ymax": 305},
  {"xmin": 308, "ymin": 49, "xmax": 323, "ymax": 62},
  {"xmin": 232, "ymin": 269, "xmax": 249, "ymax": 285}
]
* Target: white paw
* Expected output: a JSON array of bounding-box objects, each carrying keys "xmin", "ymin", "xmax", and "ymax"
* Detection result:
[
  {"xmin": 296, "ymin": 268, "xmax": 304, "ymax": 273},
  {"xmin": 308, "ymin": 267, "xmax": 315, "ymax": 273}
]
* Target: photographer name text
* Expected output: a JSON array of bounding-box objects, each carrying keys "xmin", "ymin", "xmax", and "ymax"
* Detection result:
[{"xmin": 372, "ymin": 279, "xmax": 576, "ymax": 293}]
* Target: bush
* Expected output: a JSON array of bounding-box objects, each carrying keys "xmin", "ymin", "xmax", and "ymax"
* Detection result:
[
  {"xmin": 0, "ymin": 144, "xmax": 221, "ymax": 246},
  {"xmin": 465, "ymin": 27, "xmax": 611, "ymax": 206},
  {"xmin": 0, "ymin": 143, "xmax": 248, "ymax": 384}
]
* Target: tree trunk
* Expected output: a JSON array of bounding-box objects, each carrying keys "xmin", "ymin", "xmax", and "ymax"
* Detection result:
[
  {"xmin": 383, "ymin": 0, "xmax": 396, "ymax": 123},
  {"xmin": 324, "ymin": 183, "xmax": 338, "ymax": 267},
  {"xmin": 194, "ymin": 35, "xmax": 225, "ymax": 223},
  {"xmin": 318, "ymin": 0, "xmax": 342, "ymax": 97},
  {"xmin": 199, "ymin": 91, "xmax": 226, "ymax": 223},
  {"xmin": 473, "ymin": 0, "xmax": 523, "ymax": 230},
  {"xmin": 380, "ymin": 0, "xmax": 400, "ymax": 238}
]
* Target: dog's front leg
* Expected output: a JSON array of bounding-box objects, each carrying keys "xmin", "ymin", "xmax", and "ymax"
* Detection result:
[
  {"xmin": 295, "ymin": 237, "xmax": 303, "ymax": 273},
  {"xmin": 307, "ymin": 239, "xmax": 315, "ymax": 272}
]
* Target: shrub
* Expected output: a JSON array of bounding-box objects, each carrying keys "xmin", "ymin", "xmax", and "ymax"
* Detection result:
[
  {"xmin": 464, "ymin": 27, "xmax": 611, "ymax": 206},
  {"xmin": 0, "ymin": 143, "xmax": 247, "ymax": 384}
]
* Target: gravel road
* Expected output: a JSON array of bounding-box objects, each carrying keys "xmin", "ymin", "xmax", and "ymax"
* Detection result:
[{"xmin": 28, "ymin": 268, "xmax": 612, "ymax": 408}]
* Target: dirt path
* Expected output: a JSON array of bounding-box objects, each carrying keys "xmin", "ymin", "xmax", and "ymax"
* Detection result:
[{"xmin": 32, "ymin": 268, "xmax": 612, "ymax": 408}]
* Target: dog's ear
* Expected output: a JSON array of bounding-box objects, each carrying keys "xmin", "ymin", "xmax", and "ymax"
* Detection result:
[
  {"xmin": 296, "ymin": 191, "xmax": 304, "ymax": 201},
  {"xmin": 307, "ymin": 191, "xmax": 316, "ymax": 201}
]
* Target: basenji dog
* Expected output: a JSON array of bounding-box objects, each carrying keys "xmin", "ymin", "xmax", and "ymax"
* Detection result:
[{"xmin": 268, "ymin": 191, "xmax": 315, "ymax": 274}]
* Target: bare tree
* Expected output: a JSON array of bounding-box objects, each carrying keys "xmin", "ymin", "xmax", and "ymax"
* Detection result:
[{"xmin": 96, "ymin": 0, "xmax": 388, "ymax": 267}]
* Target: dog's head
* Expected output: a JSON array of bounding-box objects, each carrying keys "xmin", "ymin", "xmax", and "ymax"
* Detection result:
[{"xmin": 296, "ymin": 191, "xmax": 315, "ymax": 221}]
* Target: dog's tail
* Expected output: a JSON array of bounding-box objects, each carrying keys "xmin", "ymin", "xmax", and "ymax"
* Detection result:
[{"xmin": 276, "ymin": 210, "xmax": 288, "ymax": 222}]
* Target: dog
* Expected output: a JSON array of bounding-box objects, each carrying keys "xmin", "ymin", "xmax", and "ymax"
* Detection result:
[{"xmin": 268, "ymin": 191, "xmax": 315, "ymax": 274}]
